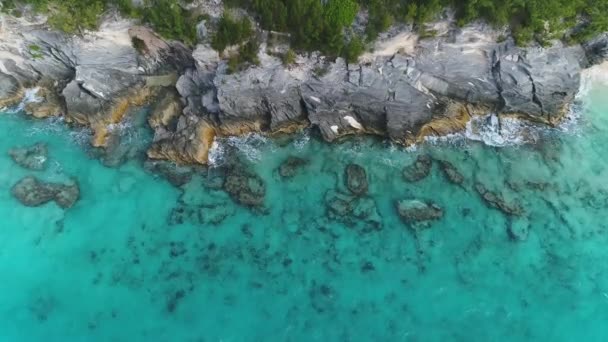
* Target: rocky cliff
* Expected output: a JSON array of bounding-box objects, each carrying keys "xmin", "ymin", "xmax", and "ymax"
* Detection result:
[{"xmin": 1, "ymin": 11, "xmax": 607, "ymax": 166}]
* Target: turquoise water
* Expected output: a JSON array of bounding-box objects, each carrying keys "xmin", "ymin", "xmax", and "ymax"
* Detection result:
[{"xmin": 2, "ymin": 77, "xmax": 608, "ymax": 341}]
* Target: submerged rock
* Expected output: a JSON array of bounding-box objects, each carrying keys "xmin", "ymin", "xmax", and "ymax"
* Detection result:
[
  {"xmin": 474, "ymin": 183, "xmax": 523, "ymax": 216},
  {"xmin": 198, "ymin": 204, "xmax": 235, "ymax": 225},
  {"xmin": 143, "ymin": 160, "xmax": 195, "ymax": 187},
  {"xmin": 508, "ymin": 218, "xmax": 530, "ymax": 241},
  {"xmin": 278, "ymin": 156, "xmax": 309, "ymax": 178},
  {"xmin": 223, "ymin": 169, "xmax": 266, "ymax": 208},
  {"xmin": 437, "ymin": 160, "xmax": 465, "ymax": 185},
  {"xmin": 11, "ymin": 176, "xmax": 80, "ymax": 209},
  {"xmin": 345, "ymin": 163, "xmax": 368, "ymax": 196},
  {"xmin": 403, "ymin": 155, "xmax": 432, "ymax": 182},
  {"xmin": 396, "ymin": 199, "xmax": 443, "ymax": 229},
  {"xmin": 325, "ymin": 190, "xmax": 382, "ymax": 231},
  {"xmin": 8, "ymin": 143, "xmax": 48, "ymax": 171}
]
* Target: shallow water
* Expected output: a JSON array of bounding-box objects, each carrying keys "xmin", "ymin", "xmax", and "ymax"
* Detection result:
[{"xmin": 1, "ymin": 77, "xmax": 608, "ymax": 341}]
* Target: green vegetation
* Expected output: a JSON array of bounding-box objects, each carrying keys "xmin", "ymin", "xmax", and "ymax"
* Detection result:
[
  {"xmin": 4, "ymin": 0, "xmax": 198, "ymax": 44},
  {"xmin": 211, "ymin": 14, "xmax": 254, "ymax": 52},
  {"xmin": 28, "ymin": 44, "xmax": 43, "ymax": 59},
  {"xmin": 230, "ymin": 0, "xmax": 608, "ymax": 50},
  {"xmin": 4, "ymin": 0, "xmax": 608, "ymax": 60},
  {"xmin": 281, "ymin": 49, "xmax": 297, "ymax": 65},
  {"xmin": 227, "ymin": 40, "xmax": 260, "ymax": 73},
  {"xmin": 138, "ymin": 0, "xmax": 198, "ymax": 45},
  {"xmin": 359, "ymin": 0, "xmax": 608, "ymax": 44},
  {"xmin": 228, "ymin": 0, "xmax": 363, "ymax": 61}
]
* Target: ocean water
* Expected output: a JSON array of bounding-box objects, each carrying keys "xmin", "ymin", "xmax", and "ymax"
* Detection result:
[{"xmin": 1, "ymin": 70, "xmax": 608, "ymax": 341}]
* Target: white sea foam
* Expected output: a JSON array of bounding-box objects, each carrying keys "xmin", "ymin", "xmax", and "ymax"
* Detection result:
[
  {"xmin": 227, "ymin": 133, "xmax": 268, "ymax": 162},
  {"xmin": 207, "ymin": 139, "xmax": 224, "ymax": 167},
  {"xmin": 293, "ymin": 130, "xmax": 311, "ymax": 150}
]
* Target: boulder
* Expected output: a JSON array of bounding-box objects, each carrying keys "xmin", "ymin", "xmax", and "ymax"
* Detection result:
[
  {"xmin": 345, "ymin": 163, "xmax": 368, "ymax": 196},
  {"xmin": 8, "ymin": 143, "xmax": 48, "ymax": 170},
  {"xmin": 403, "ymin": 155, "xmax": 432, "ymax": 182},
  {"xmin": 11, "ymin": 176, "xmax": 80, "ymax": 209}
]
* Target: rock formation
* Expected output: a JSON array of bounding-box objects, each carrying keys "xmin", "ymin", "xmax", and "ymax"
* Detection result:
[
  {"xmin": 1, "ymin": 11, "xmax": 607, "ymax": 166},
  {"xmin": 11, "ymin": 176, "xmax": 80, "ymax": 209}
]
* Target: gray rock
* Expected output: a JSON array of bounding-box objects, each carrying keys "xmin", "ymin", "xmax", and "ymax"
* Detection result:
[
  {"xmin": 403, "ymin": 155, "xmax": 432, "ymax": 182},
  {"xmin": 396, "ymin": 199, "xmax": 443, "ymax": 228},
  {"xmin": 0, "ymin": 73, "xmax": 21, "ymax": 106},
  {"xmin": 11, "ymin": 176, "xmax": 80, "ymax": 209},
  {"xmin": 8, "ymin": 143, "xmax": 48, "ymax": 170},
  {"xmin": 345, "ymin": 163, "xmax": 368, "ymax": 196},
  {"xmin": 584, "ymin": 33, "xmax": 608, "ymax": 66}
]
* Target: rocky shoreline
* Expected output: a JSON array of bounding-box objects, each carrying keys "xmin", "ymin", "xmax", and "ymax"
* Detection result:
[{"xmin": 1, "ymin": 10, "xmax": 607, "ymax": 167}]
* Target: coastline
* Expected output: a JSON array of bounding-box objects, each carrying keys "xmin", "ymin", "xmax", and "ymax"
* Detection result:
[{"xmin": 0, "ymin": 11, "xmax": 607, "ymax": 167}]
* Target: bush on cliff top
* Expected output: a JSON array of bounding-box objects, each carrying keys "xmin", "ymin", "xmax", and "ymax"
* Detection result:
[
  {"xmin": 5, "ymin": 0, "xmax": 608, "ymax": 53},
  {"xmin": 7, "ymin": 0, "xmax": 197, "ymax": 44}
]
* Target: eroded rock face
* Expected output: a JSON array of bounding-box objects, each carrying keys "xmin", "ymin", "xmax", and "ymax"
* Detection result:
[
  {"xmin": 396, "ymin": 199, "xmax": 443, "ymax": 229},
  {"xmin": 0, "ymin": 73, "xmax": 23, "ymax": 108},
  {"xmin": 0, "ymin": 16, "xmax": 193, "ymax": 152},
  {"xmin": 345, "ymin": 164, "xmax": 368, "ymax": 196},
  {"xmin": 403, "ymin": 155, "xmax": 432, "ymax": 182},
  {"xmin": 475, "ymin": 183, "xmax": 523, "ymax": 216},
  {"xmin": 584, "ymin": 33, "xmax": 608, "ymax": 65},
  {"xmin": 11, "ymin": 176, "xmax": 80, "ymax": 209},
  {"xmin": 8, "ymin": 143, "xmax": 48, "ymax": 170},
  {"xmin": 0, "ymin": 14, "xmax": 605, "ymax": 167}
]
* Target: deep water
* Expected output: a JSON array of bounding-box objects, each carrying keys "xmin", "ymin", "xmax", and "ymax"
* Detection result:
[{"xmin": 2, "ymin": 73, "xmax": 608, "ymax": 341}]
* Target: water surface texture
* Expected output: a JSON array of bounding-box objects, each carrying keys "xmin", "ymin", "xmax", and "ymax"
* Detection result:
[{"xmin": 1, "ymin": 73, "xmax": 608, "ymax": 341}]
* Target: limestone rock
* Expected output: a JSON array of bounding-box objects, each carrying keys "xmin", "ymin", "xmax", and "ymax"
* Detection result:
[
  {"xmin": 0, "ymin": 73, "xmax": 23, "ymax": 108},
  {"xmin": 11, "ymin": 176, "xmax": 80, "ymax": 209},
  {"xmin": 8, "ymin": 143, "xmax": 48, "ymax": 171}
]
